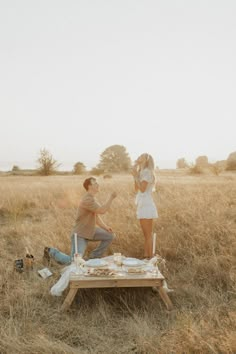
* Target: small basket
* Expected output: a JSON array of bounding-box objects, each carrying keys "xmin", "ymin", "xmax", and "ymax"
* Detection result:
[{"xmin": 14, "ymin": 259, "xmax": 24, "ymax": 273}]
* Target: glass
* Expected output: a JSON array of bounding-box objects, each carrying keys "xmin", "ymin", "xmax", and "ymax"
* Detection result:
[
  {"xmin": 113, "ymin": 253, "xmax": 125, "ymax": 276},
  {"xmin": 114, "ymin": 253, "xmax": 122, "ymax": 266},
  {"xmin": 74, "ymin": 253, "xmax": 84, "ymax": 275},
  {"xmin": 145, "ymin": 256, "xmax": 160, "ymax": 277}
]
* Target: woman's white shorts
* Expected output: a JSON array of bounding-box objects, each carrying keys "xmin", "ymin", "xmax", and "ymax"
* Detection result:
[{"xmin": 136, "ymin": 195, "xmax": 158, "ymax": 220}]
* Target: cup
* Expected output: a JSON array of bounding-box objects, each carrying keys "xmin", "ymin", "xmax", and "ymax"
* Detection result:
[
  {"xmin": 74, "ymin": 253, "xmax": 83, "ymax": 275},
  {"xmin": 114, "ymin": 253, "xmax": 122, "ymax": 266}
]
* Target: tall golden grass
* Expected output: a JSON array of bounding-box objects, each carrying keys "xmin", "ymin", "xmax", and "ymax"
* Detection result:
[{"xmin": 0, "ymin": 173, "xmax": 235, "ymax": 354}]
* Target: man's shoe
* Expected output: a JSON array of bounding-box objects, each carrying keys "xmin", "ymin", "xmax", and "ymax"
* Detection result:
[{"xmin": 43, "ymin": 247, "xmax": 51, "ymax": 266}]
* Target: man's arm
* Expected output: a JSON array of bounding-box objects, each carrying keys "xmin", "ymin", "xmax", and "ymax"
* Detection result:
[
  {"xmin": 95, "ymin": 192, "xmax": 117, "ymax": 214},
  {"xmin": 96, "ymin": 215, "xmax": 113, "ymax": 232}
]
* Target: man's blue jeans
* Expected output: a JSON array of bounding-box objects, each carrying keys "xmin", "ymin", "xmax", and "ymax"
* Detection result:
[{"xmin": 49, "ymin": 228, "xmax": 115, "ymax": 264}]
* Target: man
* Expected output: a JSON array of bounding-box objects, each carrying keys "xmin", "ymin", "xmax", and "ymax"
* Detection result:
[
  {"xmin": 72, "ymin": 176, "xmax": 117, "ymax": 258},
  {"xmin": 44, "ymin": 177, "xmax": 117, "ymax": 264}
]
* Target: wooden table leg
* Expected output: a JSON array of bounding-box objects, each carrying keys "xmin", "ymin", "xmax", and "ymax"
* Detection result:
[
  {"xmin": 61, "ymin": 288, "xmax": 78, "ymax": 311},
  {"xmin": 157, "ymin": 286, "xmax": 174, "ymax": 311}
]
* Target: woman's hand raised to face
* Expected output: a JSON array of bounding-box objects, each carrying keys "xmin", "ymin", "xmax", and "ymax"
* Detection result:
[{"xmin": 131, "ymin": 163, "xmax": 139, "ymax": 176}]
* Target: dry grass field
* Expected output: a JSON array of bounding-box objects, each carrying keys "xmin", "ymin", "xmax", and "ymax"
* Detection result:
[{"xmin": 0, "ymin": 172, "xmax": 236, "ymax": 354}]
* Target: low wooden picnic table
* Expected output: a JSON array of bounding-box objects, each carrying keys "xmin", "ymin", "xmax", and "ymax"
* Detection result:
[{"xmin": 61, "ymin": 271, "xmax": 174, "ymax": 311}]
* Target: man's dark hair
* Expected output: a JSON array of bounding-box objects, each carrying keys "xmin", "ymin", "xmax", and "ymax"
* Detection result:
[{"xmin": 83, "ymin": 177, "xmax": 96, "ymax": 191}]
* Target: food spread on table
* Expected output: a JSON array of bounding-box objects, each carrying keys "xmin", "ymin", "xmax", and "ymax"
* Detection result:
[{"xmin": 72, "ymin": 256, "xmax": 160, "ymax": 277}]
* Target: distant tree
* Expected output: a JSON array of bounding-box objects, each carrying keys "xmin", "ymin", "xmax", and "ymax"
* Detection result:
[
  {"xmin": 176, "ymin": 158, "xmax": 189, "ymax": 169},
  {"xmin": 37, "ymin": 148, "xmax": 60, "ymax": 176},
  {"xmin": 188, "ymin": 164, "xmax": 203, "ymax": 175},
  {"xmin": 226, "ymin": 151, "xmax": 236, "ymax": 171},
  {"xmin": 90, "ymin": 167, "xmax": 104, "ymax": 176},
  {"xmin": 98, "ymin": 145, "xmax": 131, "ymax": 172},
  {"xmin": 195, "ymin": 155, "xmax": 209, "ymax": 168},
  {"xmin": 73, "ymin": 162, "xmax": 86, "ymax": 175},
  {"xmin": 12, "ymin": 165, "xmax": 20, "ymax": 172},
  {"xmin": 188, "ymin": 156, "xmax": 209, "ymax": 175},
  {"xmin": 210, "ymin": 160, "xmax": 226, "ymax": 176},
  {"xmin": 210, "ymin": 163, "xmax": 222, "ymax": 176}
]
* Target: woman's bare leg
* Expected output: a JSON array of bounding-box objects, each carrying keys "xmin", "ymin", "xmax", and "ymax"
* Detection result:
[{"xmin": 139, "ymin": 218, "xmax": 153, "ymax": 258}]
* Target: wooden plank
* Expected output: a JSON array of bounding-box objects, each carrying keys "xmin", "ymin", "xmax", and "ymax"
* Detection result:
[
  {"xmin": 70, "ymin": 278, "xmax": 163, "ymax": 289},
  {"xmin": 157, "ymin": 286, "xmax": 174, "ymax": 311},
  {"xmin": 61, "ymin": 288, "xmax": 78, "ymax": 311}
]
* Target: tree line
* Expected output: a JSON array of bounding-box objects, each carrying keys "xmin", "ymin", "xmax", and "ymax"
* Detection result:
[
  {"xmin": 176, "ymin": 152, "xmax": 236, "ymax": 175},
  {"xmin": 10, "ymin": 146, "xmax": 236, "ymax": 176},
  {"xmin": 12, "ymin": 145, "xmax": 132, "ymax": 176}
]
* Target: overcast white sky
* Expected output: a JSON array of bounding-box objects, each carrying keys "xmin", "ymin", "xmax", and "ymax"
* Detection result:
[{"xmin": 0, "ymin": 0, "xmax": 235, "ymax": 171}]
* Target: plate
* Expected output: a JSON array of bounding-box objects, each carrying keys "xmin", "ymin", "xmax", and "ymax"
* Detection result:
[
  {"xmin": 122, "ymin": 258, "xmax": 145, "ymax": 267},
  {"xmin": 84, "ymin": 258, "xmax": 108, "ymax": 268}
]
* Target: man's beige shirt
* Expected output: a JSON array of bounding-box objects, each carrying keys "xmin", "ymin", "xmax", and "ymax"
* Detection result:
[{"xmin": 73, "ymin": 193, "xmax": 100, "ymax": 240}]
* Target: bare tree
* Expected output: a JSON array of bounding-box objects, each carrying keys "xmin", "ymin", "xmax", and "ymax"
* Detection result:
[{"xmin": 37, "ymin": 148, "xmax": 60, "ymax": 176}]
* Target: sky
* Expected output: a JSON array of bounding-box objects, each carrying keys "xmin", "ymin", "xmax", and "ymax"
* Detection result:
[{"xmin": 0, "ymin": 0, "xmax": 235, "ymax": 171}]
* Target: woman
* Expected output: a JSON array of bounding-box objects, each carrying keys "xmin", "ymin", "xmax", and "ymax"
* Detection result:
[{"xmin": 132, "ymin": 153, "xmax": 158, "ymax": 259}]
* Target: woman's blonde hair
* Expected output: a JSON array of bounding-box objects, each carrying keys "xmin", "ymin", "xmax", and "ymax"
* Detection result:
[{"xmin": 137, "ymin": 153, "xmax": 156, "ymax": 184}]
